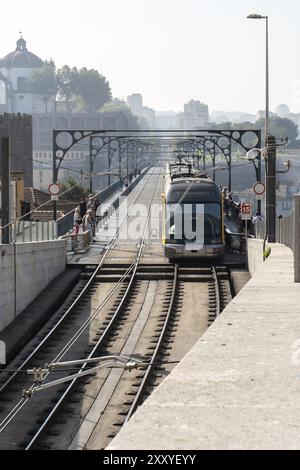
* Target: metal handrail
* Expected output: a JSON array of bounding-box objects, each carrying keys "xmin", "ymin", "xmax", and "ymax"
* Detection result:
[
  {"xmin": 255, "ymin": 213, "xmax": 295, "ymax": 251},
  {"xmin": 57, "ymin": 180, "xmax": 122, "ymax": 237}
]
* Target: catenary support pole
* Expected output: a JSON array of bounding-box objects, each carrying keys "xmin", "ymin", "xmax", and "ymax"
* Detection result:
[{"xmin": 266, "ymin": 135, "xmax": 276, "ymax": 243}]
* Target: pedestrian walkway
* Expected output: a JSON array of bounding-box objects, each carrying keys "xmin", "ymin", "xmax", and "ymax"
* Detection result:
[{"xmin": 108, "ymin": 243, "xmax": 300, "ymax": 450}]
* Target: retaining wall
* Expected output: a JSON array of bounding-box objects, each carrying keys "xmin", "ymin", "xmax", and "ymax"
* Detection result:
[
  {"xmin": 0, "ymin": 240, "xmax": 66, "ymax": 331},
  {"xmin": 247, "ymin": 238, "xmax": 265, "ymax": 276}
]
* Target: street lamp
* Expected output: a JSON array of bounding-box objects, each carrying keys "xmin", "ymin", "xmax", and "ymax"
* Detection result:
[
  {"xmin": 247, "ymin": 13, "xmax": 276, "ymax": 242},
  {"xmin": 247, "ymin": 13, "xmax": 269, "ymax": 150}
]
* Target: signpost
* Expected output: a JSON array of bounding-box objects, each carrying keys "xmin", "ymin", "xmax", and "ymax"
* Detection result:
[
  {"xmin": 240, "ymin": 202, "xmax": 252, "ymax": 271},
  {"xmin": 49, "ymin": 184, "xmax": 61, "ymax": 218},
  {"xmin": 253, "ymin": 181, "xmax": 265, "ymax": 201},
  {"xmin": 48, "ymin": 183, "xmax": 61, "ymax": 202}
]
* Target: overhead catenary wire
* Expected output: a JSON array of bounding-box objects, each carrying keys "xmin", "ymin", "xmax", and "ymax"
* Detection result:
[
  {"xmin": 0, "ymin": 170, "xmax": 158, "ymax": 432},
  {"xmin": 0, "ymin": 164, "xmax": 141, "ymax": 232}
]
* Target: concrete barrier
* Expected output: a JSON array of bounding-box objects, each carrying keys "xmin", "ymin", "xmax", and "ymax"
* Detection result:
[
  {"xmin": 247, "ymin": 238, "xmax": 264, "ymax": 276},
  {"xmin": 295, "ymin": 194, "xmax": 300, "ymax": 282},
  {"xmin": 108, "ymin": 244, "xmax": 300, "ymax": 450},
  {"xmin": 0, "ymin": 240, "xmax": 66, "ymax": 332}
]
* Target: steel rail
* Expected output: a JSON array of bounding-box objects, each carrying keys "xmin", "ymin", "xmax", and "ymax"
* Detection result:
[
  {"xmin": 0, "ymin": 169, "xmax": 156, "ymax": 433},
  {"xmin": 211, "ymin": 266, "xmax": 221, "ymax": 317},
  {"xmin": 25, "ymin": 167, "xmax": 163, "ymax": 449},
  {"xmin": 124, "ymin": 263, "xmax": 178, "ymax": 423}
]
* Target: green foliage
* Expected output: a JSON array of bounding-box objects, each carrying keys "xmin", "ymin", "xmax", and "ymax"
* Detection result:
[
  {"xmin": 56, "ymin": 65, "xmax": 79, "ymax": 113},
  {"xmin": 29, "ymin": 62, "xmax": 112, "ymax": 114},
  {"xmin": 101, "ymin": 99, "xmax": 139, "ymax": 130},
  {"xmin": 211, "ymin": 121, "xmax": 233, "ymax": 130},
  {"xmin": 60, "ymin": 177, "xmax": 90, "ymax": 201},
  {"xmin": 28, "ymin": 61, "xmax": 57, "ymax": 112},
  {"xmin": 263, "ymin": 246, "xmax": 271, "ymax": 260},
  {"xmin": 256, "ymin": 116, "xmax": 298, "ymax": 144},
  {"xmin": 77, "ymin": 68, "xmax": 112, "ymax": 113}
]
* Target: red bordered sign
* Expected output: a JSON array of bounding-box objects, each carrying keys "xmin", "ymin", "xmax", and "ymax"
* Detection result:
[
  {"xmin": 240, "ymin": 203, "xmax": 252, "ymax": 220},
  {"xmin": 49, "ymin": 183, "xmax": 61, "ymax": 201},
  {"xmin": 253, "ymin": 182, "xmax": 265, "ymax": 197},
  {"xmin": 48, "ymin": 183, "xmax": 61, "ymax": 196}
]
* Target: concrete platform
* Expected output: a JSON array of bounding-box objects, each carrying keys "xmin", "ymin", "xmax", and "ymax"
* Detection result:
[{"xmin": 108, "ymin": 243, "xmax": 300, "ymax": 450}]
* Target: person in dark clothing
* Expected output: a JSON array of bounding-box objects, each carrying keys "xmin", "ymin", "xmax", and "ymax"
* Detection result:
[{"xmin": 79, "ymin": 198, "xmax": 87, "ymax": 218}]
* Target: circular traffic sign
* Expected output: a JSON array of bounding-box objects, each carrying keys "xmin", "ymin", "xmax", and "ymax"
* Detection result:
[
  {"xmin": 48, "ymin": 183, "xmax": 61, "ymax": 196},
  {"xmin": 253, "ymin": 182, "xmax": 265, "ymax": 196}
]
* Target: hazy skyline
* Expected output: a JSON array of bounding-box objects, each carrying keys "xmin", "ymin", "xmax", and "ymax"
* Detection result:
[{"xmin": 0, "ymin": 0, "xmax": 299, "ymax": 114}]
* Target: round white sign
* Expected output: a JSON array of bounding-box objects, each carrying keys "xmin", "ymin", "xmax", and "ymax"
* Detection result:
[
  {"xmin": 48, "ymin": 183, "xmax": 61, "ymax": 196},
  {"xmin": 253, "ymin": 182, "xmax": 265, "ymax": 196}
]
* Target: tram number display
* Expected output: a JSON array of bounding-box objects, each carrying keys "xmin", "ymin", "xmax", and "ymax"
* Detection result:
[{"xmin": 240, "ymin": 203, "xmax": 252, "ymax": 220}]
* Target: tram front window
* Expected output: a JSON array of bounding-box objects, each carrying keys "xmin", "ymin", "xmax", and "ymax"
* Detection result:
[
  {"xmin": 166, "ymin": 202, "xmax": 222, "ymax": 243},
  {"xmin": 204, "ymin": 203, "xmax": 222, "ymax": 243}
]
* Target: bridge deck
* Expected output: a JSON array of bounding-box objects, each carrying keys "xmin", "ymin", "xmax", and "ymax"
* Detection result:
[{"xmin": 108, "ymin": 243, "xmax": 300, "ymax": 450}]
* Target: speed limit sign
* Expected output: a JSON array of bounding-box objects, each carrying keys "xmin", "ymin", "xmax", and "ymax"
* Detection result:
[
  {"xmin": 240, "ymin": 203, "xmax": 252, "ymax": 220},
  {"xmin": 48, "ymin": 183, "xmax": 61, "ymax": 201},
  {"xmin": 48, "ymin": 183, "xmax": 61, "ymax": 196},
  {"xmin": 253, "ymin": 182, "xmax": 265, "ymax": 200}
]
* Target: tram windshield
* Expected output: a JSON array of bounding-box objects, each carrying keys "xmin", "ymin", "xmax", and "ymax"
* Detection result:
[
  {"xmin": 166, "ymin": 189, "xmax": 219, "ymax": 204},
  {"xmin": 167, "ymin": 202, "xmax": 222, "ymax": 243}
]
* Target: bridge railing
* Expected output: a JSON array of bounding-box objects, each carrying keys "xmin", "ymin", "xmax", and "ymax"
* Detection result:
[
  {"xmin": 57, "ymin": 166, "xmax": 150, "ymax": 238},
  {"xmin": 0, "ymin": 221, "xmax": 57, "ymax": 243},
  {"xmin": 57, "ymin": 179, "xmax": 122, "ymax": 237},
  {"xmin": 254, "ymin": 193, "xmax": 300, "ymax": 282},
  {"xmin": 255, "ymin": 213, "xmax": 294, "ymax": 251}
]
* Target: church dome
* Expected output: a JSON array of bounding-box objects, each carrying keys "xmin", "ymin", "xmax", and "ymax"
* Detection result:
[{"xmin": 0, "ymin": 37, "xmax": 44, "ymax": 69}]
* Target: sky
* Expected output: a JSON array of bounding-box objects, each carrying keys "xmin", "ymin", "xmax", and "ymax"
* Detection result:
[{"xmin": 0, "ymin": 0, "xmax": 299, "ymax": 114}]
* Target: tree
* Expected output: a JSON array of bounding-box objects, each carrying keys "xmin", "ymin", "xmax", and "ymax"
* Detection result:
[
  {"xmin": 57, "ymin": 66, "xmax": 79, "ymax": 113},
  {"xmin": 101, "ymin": 99, "xmax": 139, "ymax": 130},
  {"xmin": 211, "ymin": 121, "xmax": 232, "ymax": 130},
  {"xmin": 29, "ymin": 61, "xmax": 57, "ymax": 112},
  {"xmin": 256, "ymin": 116, "xmax": 298, "ymax": 144},
  {"xmin": 60, "ymin": 177, "xmax": 90, "ymax": 201},
  {"xmin": 77, "ymin": 68, "xmax": 112, "ymax": 112}
]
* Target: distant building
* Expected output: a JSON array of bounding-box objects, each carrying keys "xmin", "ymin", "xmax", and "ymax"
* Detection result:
[
  {"xmin": 210, "ymin": 111, "xmax": 256, "ymax": 124},
  {"xmin": 276, "ymin": 104, "xmax": 290, "ymax": 117},
  {"xmin": 183, "ymin": 99, "xmax": 209, "ymax": 129},
  {"xmin": 155, "ymin": 111, "xmax": 180, "ymax": 129},
  {"xmin": 127, "ymin": 93, "xmax": 155, "ymax": 128},
  {"xmin": 0, "ymin": 36, "xmax": 54, "ymax": 114},
  {"xmin": 127, "ymin": 93, "xmax": 143, "ymax": 115}
]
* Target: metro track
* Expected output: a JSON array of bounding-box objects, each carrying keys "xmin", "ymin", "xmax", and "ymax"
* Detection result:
[{"xmin": 0, "ymin": 167, "xmax": 233, "ymax": 450}]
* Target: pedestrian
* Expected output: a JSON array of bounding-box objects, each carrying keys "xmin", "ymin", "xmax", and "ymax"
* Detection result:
[
  {"xmin": 87, "ymin": 195, "xmax": 96, "ymax": 215},
  {"xmin": 73, "ymin": 207, "xmax": 83, "ymax": 235},
  {"xmin": 79, "ymin": 197, "xmax": 87, "ymax": 219},
  {"xmin": 93, "ymin": 197, "xmax": 101, "ymax": 225},
  {"xmin": 251, "ymin": 212, "xmax": 264, "ymax": 236},
  {"xmin": 252, "ymin": 212, "xmax": 264, "ymax": 223},
  {"xmin": 83, "ymin": 209, "xmax": 94, "ymax": 241}
]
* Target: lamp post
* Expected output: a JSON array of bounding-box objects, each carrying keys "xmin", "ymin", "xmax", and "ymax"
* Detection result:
[
  {"xmin": 247, "ymin": 14, "xmax": 269, "ymax": 148},
  {"xmin": 247, "ymin": 13, "xmax": 276, "ymax": 242}
]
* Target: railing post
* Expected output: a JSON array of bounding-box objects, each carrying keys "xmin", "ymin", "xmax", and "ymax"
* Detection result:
[{"xmin": 294, "ymin": 194, "xmax": 300, "ymax": 283}]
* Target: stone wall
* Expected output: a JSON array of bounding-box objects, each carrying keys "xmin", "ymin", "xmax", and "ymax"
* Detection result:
[
  {"xmin": 0, "ymin": 239, "xmax": 66, "ymax": 332},
  {"xmin": 247, "ymin": 238, "xmax": 265, "ymax": 276},
  {"xmin": 0, "ymin": 113, "xmax": 33, "ymax": 186}
]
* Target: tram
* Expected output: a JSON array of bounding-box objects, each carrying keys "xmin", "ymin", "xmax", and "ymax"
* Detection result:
[{"xmin": 162, "ymin": 162, "xmax": 225, "ymax": 259}]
